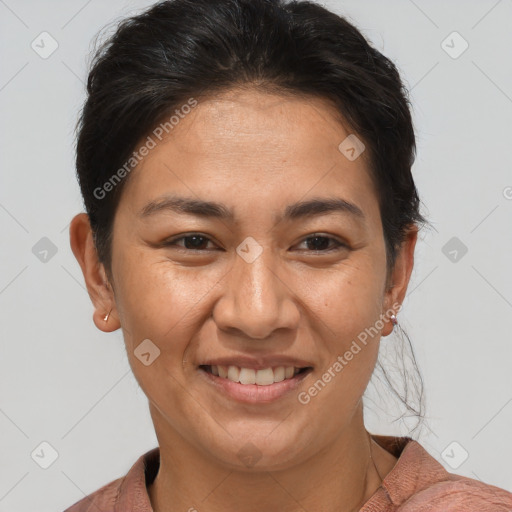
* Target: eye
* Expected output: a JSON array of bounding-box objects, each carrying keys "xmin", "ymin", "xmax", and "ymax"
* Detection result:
[
  {"xmin": 163, "ymin": 234, "xmax": 218, "ymax": 251},
  {"xmin": 294, "ymin": 234, "xmax": 348, "ymax": 252},
  {"xmin": 161, "ymin": 233, "xmax": 348, "ymax": 253}
]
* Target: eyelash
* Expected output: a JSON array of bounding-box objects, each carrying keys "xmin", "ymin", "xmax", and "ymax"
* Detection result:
[{"xmin": 162, "ymin": 233, "xmax": 348, "ymax": 253}]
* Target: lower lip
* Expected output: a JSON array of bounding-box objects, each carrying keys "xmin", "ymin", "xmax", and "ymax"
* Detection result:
[{"xmin": 198, "ymin": 367, "xmax": 312, "ymax": 404}]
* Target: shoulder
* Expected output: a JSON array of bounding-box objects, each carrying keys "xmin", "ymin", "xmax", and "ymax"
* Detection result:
[
  {"xmin": 63, "ymin": 477, "xmax": 123, "ymax": 512},
  {"xmin": 399, "ymin": 474, "xmax": 512, "ymax": 511},
  {"xmin": 62, "ymin": 447, "xmax": 159, "ymax": 512},
  {"xmin": 370, "ymin": 435, "xmax": 512, "ymax": 512}
]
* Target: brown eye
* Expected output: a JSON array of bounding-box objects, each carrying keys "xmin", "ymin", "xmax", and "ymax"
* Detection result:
[
  {"xmin": 163, "ymin": 234, "xmax": 217, "ymax": 251},
  {"xmin": 296, "ymin": 234, "xmax": 347, "ymax": 252}
]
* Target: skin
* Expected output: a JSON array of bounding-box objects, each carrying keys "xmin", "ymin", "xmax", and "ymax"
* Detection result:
[{"xmin": 70, "ymin": 88, "xmax": 417, "ymax": 512}]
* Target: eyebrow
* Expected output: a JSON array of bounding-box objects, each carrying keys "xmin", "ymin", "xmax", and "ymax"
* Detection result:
[{"xmin": 138, "ymin": 194, "xmax": 365, "ymax": 224}]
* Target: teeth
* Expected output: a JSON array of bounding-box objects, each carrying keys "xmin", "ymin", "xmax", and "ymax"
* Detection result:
[
  {"xmin": 255, "ymin": 368, "xmax": 274, "ymax": 385},
  {"xmin": 239, "ymin": 367, "xmax": 256, "ymax": 384},
  {"xmin": 227, "ymin": 365, "xmax": 240, "ymax": 382},
  {"xmin": 273, "ymin": 366, "xmax": 285, "ymax": 382},
  {"xmin": 207, "ymin": 365, "xmax": 304, "ymax": 386}
]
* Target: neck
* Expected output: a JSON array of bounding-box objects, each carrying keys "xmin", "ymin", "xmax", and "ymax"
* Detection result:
[{"xmin": 148, "ymin": 404, "xmax": 390, "ymax": 512}]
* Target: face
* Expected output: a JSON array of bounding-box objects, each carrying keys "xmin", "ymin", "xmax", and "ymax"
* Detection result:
[{"xmin": 73, "ymin": 88, "xmax": 415, "ymax": 471}]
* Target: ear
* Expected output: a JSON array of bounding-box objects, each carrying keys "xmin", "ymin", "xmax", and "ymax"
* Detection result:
[
  {"xmin": 69, "ymin": 213, "xmax": 120, "ymax": 332},
  {"xmin": 381, "ymin": 224, "xmax": 418, "ymax": 337}
]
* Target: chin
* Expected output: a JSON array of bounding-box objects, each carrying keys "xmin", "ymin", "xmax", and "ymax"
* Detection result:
[{"xmin": 202, "ymin": 423, "xmax": 313, "ymax": 472}]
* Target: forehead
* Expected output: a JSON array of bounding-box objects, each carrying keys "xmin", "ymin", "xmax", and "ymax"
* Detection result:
[
  {"xmin": 119, "ymin": 88, "xmax": 379, "ymax": 223},
  {"xmin": 162, "ymin": 89, "xmax": 359, "ymax": 160}
]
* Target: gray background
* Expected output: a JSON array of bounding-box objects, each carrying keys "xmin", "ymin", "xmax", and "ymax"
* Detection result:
[{"xmin": 1, "ymin": 1, "xmax": 511, "ymax": 511}]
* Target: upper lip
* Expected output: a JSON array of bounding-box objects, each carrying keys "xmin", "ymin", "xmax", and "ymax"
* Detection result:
[{"xmin": 199, "ymin": 355, "xmax": 314, "ymax": 371}]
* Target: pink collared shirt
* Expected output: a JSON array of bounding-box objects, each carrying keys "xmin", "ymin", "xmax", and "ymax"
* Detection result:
[{"xmin": 63, "ymin": 435, "xmax": 512, "ymax": 511}]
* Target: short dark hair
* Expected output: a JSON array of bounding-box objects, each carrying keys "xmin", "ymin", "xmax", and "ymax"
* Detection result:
[{"xmin": 75, "ymin": 0, "xmax": 427, "ymax": 429}]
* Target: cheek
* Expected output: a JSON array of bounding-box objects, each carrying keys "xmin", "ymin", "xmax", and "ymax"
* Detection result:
[
  {"xmin": 304, "ymin": 274, "xmax": 383, "ymax": 419},
  {"xmin": 113, "ymin": 251, "xmax": 225, "ymax": 379},
  {"xmin": 114, "ymin": 246, "xmax": 191, "ymax": 319},
  {"xmin": 112, "ymin": 258, "xmax": 203, "ymax": 409},
  {"xmin": 112, "ymin": 252, "xmax": 189, "ymax": 348},
  {"xmin": 304, "ymin": 257, "xmax": 385, "ymax": 392},
  {"xmin": 306, "ymin": 258, "xmax": 386, "ymax": 337}
]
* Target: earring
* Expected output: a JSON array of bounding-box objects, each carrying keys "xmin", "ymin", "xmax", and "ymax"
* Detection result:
[
  {"xmin": 390, "ymin": 314, "xmax": 398, "ymax": 326},
  {"xmin": 103, "ymin": 308, "xmax": 113, "ymax": 322}
]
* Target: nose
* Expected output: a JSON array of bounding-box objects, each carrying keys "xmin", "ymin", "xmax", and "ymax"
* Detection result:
[{"xmin": 212, "ymin": 244, "xmax": 300, "ymax": 340}]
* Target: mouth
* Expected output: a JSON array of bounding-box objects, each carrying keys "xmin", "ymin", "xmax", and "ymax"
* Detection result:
[
  {"xmin": 198, "ymin": 364, "xmax": 313, "ymax": 403},
  {"xmin": 200, "ymin": 364, "xmax": 312, "ymax": 385}
]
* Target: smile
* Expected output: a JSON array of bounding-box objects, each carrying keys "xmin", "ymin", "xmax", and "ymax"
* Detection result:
[{"xmin": 198, "ymin": 364, "xmax": 313, "ymax": 403}]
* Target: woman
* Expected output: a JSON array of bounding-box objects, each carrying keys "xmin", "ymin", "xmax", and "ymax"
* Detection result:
[{"xmin": 65, "ymin": 0, "xmax": 512, "ymax": 510}]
